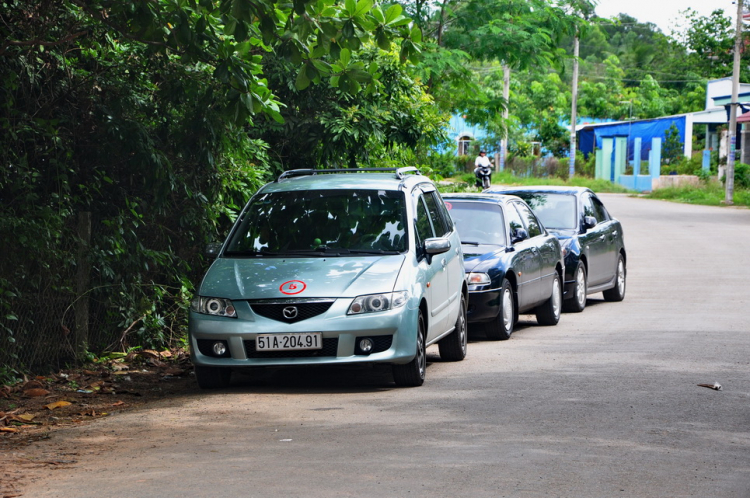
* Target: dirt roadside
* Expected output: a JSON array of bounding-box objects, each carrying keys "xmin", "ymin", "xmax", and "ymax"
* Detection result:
[{"xmin": 0, "ymin": 349, "xmax": 197, "ymax": 498}]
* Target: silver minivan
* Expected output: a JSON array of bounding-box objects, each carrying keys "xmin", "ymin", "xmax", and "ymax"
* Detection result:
[{"xmin": 189, "ymin": 168, "xmax": 467, "ymax": 388}]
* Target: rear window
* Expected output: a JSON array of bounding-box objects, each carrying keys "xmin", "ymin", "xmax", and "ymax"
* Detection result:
[
  {"xmin": 445, "ymin": 201, "xmax": 507, "ymax": 246},
  {"xmin": 225, "ymin": 189, "xmax": 407, "ymax": 254},
  {"xmin": 509, "ymin": 192, "xmax": 577, "ymax": 230}
]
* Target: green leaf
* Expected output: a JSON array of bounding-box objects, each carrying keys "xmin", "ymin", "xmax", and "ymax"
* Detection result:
[
  {"xmin": 371, "ymin": 7, "xmax": 385, "ymax": 24},
  {"xmin": 312, "ymin": 60, "xmax": 332, "ymax": 75},
  {"xmin": 384, "ymin": 4, "xmax": 402, "ymax": 24},
  {"xmin": 354, "ymin": 0, "xmax": 372, "ymax": 17},
  {"xmin": 410, "ymin": 25, "xmax": 422, "ymax": 44},
  {"xmin": 344, "ymin": 0, "xmax": 356, "ymax": 15},
  {"xmin": 295, "ymin": 66, "xmax": 311, "ymax": 90},
  {"xmin": 339, "ymin": 48, "xmax": 351, "ymax": 66}
]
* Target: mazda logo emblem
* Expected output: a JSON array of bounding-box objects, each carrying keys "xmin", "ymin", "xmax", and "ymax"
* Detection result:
[{"xmin": 282, "ymin": 306, "xmax": 298, "ymax": 319}]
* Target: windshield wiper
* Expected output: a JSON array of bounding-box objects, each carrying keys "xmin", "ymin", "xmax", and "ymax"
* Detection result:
[
  {"xmin": 347, "ymin": 249, "xmax": 402, "ymax": 255},
  {"xmin": 223, "ymin": 249, "xmax": 281, "ymax": 257}
]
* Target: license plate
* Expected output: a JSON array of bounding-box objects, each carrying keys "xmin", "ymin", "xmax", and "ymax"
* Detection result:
[{"xmin": 256, "ymin": 333, "xmax": 322, "ymax": 351}]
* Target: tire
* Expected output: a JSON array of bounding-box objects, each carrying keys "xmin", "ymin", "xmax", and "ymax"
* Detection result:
[
  {"xmin": 439, "ymin": 294, "xmax": 467, "ymax": 361},
  {"xmin": 485, "ymin": 279, "xmax": 514, "ymax": 341},
  {"xmin": 393, "ymin": 310, "xmax": 427, "ymax": 387},
  {"xmin": 195, "ymin": 365, "xmax": 232, "ymax": 389},
  {"xmin": 603, "ymin": 254, "xmax": 626, "ymax": 302},
  {"xmin": 563, "ymin": 263, "xmax": 587, "ymax": 313},
  {"xmin": 535, "ymin": 271, "xmax": 562, "ymax": 326}
]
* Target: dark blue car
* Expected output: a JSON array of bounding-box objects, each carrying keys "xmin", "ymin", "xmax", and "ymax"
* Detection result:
[
  {"xmin": 486, "ymin": 186, "xmax": 626, "ymax": 313},
  {"xmin": 442, "ymin": 193, "xmax": 564, "ymax": 340}
]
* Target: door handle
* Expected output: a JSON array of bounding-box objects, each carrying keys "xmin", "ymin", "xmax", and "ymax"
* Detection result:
[{"xmin": 441, "ymin": 258, "xmax": 447, "ymax": 270}]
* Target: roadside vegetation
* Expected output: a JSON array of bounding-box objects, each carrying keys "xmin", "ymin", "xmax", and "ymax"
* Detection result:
[
  {"xmin": 0, "ymin": 0, "xmax": 742, "ymax": 383},
  {"xmin": 644, "ymin": 164, "xmax": 750, "ymax": 208},
  {"xmin": 440, "ymin": 170, "xmax": 632, "ymax": 194}
]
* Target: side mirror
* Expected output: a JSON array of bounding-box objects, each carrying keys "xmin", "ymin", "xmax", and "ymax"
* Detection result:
[
  {"xmin": 425, "ymin": 237, "xmax": 451, "ymax": 255},
  {"xmin": 511, "ymin": 228, "xmax": 529, "ymax": 244},
  {"xmin": 205, "ymin": 242, "xmax": 222, "ymax": 258},
  {"xmin": 583, "ymin": 216, "xmax": 597, "ymax": 230}
]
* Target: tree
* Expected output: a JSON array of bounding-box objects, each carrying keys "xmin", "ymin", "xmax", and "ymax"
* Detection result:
[{"xmin": 0, "ymin": 0, "xmax": 426, "ymax": 370}]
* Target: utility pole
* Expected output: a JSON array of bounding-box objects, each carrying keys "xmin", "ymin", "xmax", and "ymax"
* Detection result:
[
  {"xmin": 500, "ymin": 65, "xmax": 510, "ymax": 172},
  {"xmin": 569, "ymin": 30, "xmax": 580, "ymax": 178},
  {"xmin": 726, "ymin": 0, "xmax": 744, "ymax": 205}
]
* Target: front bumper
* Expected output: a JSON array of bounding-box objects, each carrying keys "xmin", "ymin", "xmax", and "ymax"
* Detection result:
[
  {"xmin": 189, "ymin": 299, "xmax": 419, "ymax": 368},
  {"xmin": 466, "ymin": 288, "xmax": 501, "ymax": 323}
]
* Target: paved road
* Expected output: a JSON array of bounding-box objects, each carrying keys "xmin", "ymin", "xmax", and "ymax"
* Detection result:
[{"xmin": 20, "ymin": 195, "xmax": 750, "ymax": 497}]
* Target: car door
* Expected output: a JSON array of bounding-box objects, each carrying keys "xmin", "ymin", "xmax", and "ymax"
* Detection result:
[
  {"xmin": 413, "ymin": 189, "xmax": 450, "ymax": 341},
  {"xmin": 579, "ymin": 193, "xmax": 611, "ymax": 286},
  {"xmin": 590, "ymin": 194, "xmax": 619, "ymax": 283},
  {"xmin": 424, "ymin": 188, "xmax": 462, "ymax": 330},
  {"xmin": 514, "ymin": 200, "xmax": 558, "ymax": 306},
  {"xmin": 506, "ymin": 201, "xmax": 542, "ymax": 311}
]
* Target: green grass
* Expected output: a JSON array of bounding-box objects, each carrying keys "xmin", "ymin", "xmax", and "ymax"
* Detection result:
[
  {"xmin": 644, "ymin": 181, "xmax": 750, "ymax": 207},
  {"xmin": 441, "ymin": 171, "xmax": 632, "ymax": 194}
]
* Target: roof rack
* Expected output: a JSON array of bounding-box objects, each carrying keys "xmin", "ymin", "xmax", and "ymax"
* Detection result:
[{"xmin": 276, "ymin": 167, "xmax": 421, "ymax": 182}]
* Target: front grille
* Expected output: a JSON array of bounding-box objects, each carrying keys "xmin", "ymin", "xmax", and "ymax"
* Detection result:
[
  {"xmin": 244, "ymin": 338, "xmax": 339, "ymax": 358},
  {"xmin": 249, "ymin": 300, "xmax": 334, "ymax": 324}
]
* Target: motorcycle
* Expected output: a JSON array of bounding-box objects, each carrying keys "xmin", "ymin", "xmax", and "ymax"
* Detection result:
[{"xmin": 474, "ymin": 165, "xmax": 492, "ymax": 190}]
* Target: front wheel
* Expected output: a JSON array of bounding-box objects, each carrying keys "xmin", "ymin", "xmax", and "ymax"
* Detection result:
[
  {"xmin": 439, "ymin": 294, "xmax": 467, "ymax": 361},
  {"xmin": 485, "ymin": 279, "xmax": 514, "ymax": 340},
  {"xmin": 563, "ymin": 263, "xmax": 587, "ymax": 313},
  {"xmin": 535, "ymin": 271, "xmax": 562, "ymax": 326},
  {"xmin": 393, "ymin": 311, "xmax": 427, "ymax": 387},
  {"xmin": 603, "ymin": 254, "xmax": 626, "ymax": 302}
]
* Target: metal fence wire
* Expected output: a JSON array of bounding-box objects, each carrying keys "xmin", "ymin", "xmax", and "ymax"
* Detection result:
[{"xmin": 1, "ymin": 290, "xmax": 122, "ymax": 374}]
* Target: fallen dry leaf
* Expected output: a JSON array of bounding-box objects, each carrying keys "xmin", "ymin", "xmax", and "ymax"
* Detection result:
[
  {"xmin": 23, "ymin": 388, "xmax": 50, "ymax": 398},
  {"xmin": 16, "ymin": 414, "xmax": 36, "ymax": 422},
  {"xmin": 45, "ymin": 401, "xmax": 72, "ymax": 410},
  {"xmin": 82, "ymin": 370, "xmax": 98, "ymax": 376},
  {"xmin": 22, "ymin": 380, "xmax": 45, "ymax": 390},
  {"xmin": 112, "ymin": 401, "xmax": 125, "ymax": 407},
  {"xmin": 165, "ymin": 368, "xmax": 185, "ymax": 376},
  {"xmin": 141, "ymin": 350, "xmax": 160, "ymax": 359},
  {"xmin": 0, "ymin": 427, "xmax": 19, "ymax": 433}
]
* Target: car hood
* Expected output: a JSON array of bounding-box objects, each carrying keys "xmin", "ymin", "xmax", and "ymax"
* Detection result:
[
  {"xmin": 199, "ymin": 255, "xmax": 406, "ymax": 300},
  {"xmin": 462, "ymin": 245, "xmax": 506, "ymax": 272},
  {"xmin": 547, "ymin": 228, "xmax": 577, "ymax": 241}
]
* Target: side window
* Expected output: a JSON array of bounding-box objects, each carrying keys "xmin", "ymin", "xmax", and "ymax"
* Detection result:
[
  {"xmin": 505, "ymin": 203, "xmax": 525, "ymax": 240},
  {"xmin": 581, "ymin": 195, "xmax": 597, "ymax": 223},
  {"xmin": 424, "ymin": 191, "xmax": 451, "ymax": 237},
  {"xmin": 514, "ymin": 202, "xmax": 542, "ymax": 238},
  {"xmin": 590, "ymin": 195, "xmax": 610, "ymax": 223},
  {"xmin": 415, "ymin": 195, "xmax": 435, "ymax": 246}
]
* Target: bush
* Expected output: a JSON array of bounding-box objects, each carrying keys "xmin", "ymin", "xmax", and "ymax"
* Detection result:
[{"xmin": 723, "ymin": 163, "xmax": 750, "ymax": 189}]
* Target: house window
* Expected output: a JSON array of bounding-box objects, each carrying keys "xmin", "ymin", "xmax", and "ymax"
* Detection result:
[{"xmin": 458, "ymin": 136, "xmax": 472, "ymax": 156}]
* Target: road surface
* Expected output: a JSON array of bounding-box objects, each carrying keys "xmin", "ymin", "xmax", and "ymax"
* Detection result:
[{"xmin": 17, "ymin": 194, "xmax": 750, "ymax": 497}]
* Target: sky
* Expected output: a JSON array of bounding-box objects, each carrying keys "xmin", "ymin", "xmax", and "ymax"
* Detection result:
[{"xmin": 594, "ymin": 0, "xmax": 736, "ymax": 35}]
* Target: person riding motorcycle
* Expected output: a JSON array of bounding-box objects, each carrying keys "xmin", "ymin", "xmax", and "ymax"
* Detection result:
[{"xmin": 474, "ymin": 150, "xmax": 493, "ymax": 190}]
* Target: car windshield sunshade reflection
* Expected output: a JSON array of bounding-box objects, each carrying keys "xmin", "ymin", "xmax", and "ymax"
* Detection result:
[
  {"xmin": 511, "ymin": 193, "xmax": 577, "ymax": 229},
  {"xmin": 224, "ymin": 189, "xmax": 407, "ymax": 256},
  {"xmin": 448, "ymin": 202, "xmax": 507, "ymax": 246}
]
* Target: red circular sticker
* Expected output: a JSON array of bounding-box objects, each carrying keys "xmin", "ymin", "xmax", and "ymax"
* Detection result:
[
  {"xmin": 445, "ymin": 202, "xmax": 452, "ymax": 210},
  {"xmin": 280, "ymin": 280, "xmax": 307, "ymax": 295}
]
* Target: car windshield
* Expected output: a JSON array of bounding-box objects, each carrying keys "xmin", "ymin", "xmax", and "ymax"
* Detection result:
[
  {"xmin": 509, "ymin": 192, "xmax": 577, "ymax": 229},
  {"xmin": 225, "ymin": 189, "xmax": 407, "ymax": 255},
  {"xmin": 445, "ymin": 200, "xmax": 507, "ymax": 245}
]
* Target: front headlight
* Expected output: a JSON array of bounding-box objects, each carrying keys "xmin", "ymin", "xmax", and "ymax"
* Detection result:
[
  {"xmin": 467, "ymin": 272, "xmax": 491, "ymax": 285},
  {"xmin": 190, "ymin": 296, "xmax": 237, "ymax": 318},
  {"xmin": 347, "ymin": 291, "xmax": 409, "ymax": 315}
]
